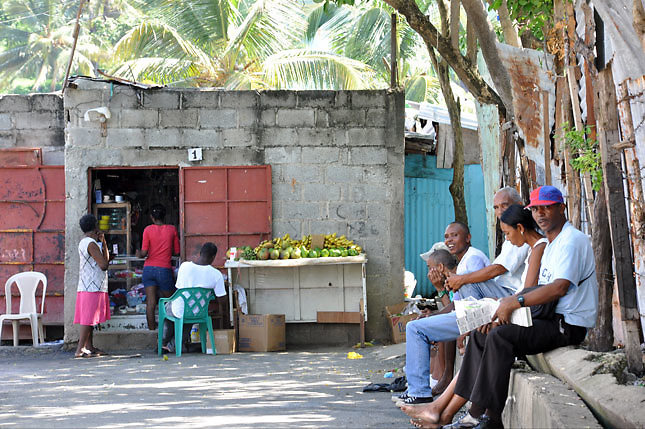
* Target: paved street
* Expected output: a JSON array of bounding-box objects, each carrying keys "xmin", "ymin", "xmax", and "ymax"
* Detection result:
[{"xmin": 0, "ymin": 344, "xmax": 409, "ymax": 428}]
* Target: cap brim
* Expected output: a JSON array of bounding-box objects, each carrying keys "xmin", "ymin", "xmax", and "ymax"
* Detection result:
[{"xmin": 525, "ymin": 200, "xmax": 561, "ymax": 209}]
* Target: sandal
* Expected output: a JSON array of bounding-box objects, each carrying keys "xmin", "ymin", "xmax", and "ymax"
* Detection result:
[
  {"xmin": 90, "ymin": 348, "xmax": 108, "ymax": 356},
  {"xmin": 74, "ymin": 351, "xmax": 97, "ymax": 359}
]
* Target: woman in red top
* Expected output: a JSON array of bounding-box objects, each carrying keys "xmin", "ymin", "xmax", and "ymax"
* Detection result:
[{"xmin": 137, "ymin": 204, "xmax": 180, "ymax": 330}]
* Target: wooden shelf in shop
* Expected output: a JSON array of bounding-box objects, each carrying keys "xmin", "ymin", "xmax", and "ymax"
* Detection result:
[{"xmin": 100, "ymin": 229, "xmax": 127, "ymax": 234}]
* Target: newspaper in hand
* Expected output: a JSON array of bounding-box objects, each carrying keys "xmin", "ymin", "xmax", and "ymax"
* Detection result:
[{"xmin": 454, "ymin": 297, "xmax": 532, "ymax": 335}]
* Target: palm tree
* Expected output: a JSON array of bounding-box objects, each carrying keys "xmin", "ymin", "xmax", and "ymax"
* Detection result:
[{"xmin": 112, "ymin": 0, "xmax": 375, "ymax": 89}]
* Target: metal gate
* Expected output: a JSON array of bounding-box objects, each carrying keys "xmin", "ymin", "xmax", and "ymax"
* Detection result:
[{"xmin": 180, "ymin": 166, "xmax": 272, "ymax": 267}]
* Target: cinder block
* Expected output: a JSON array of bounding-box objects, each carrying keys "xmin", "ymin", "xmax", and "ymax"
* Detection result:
[
  {"xmin": 363, "ymin": 165, "xmax": 388, "ymax": 183},
  {"xmin": 182, "ymin": 90, "xmax": 219, "ymax": 108},
  {"xmin": 273, "ymin": 183, "xmax": 303, "ymax": 201},
  {"xmin": 259, "ymin": 91, "xmax": 296, "ymax": 108},
  {"xmin": 365, "ymin": 108, "xmax": 387, "ymax": 127},
  {"xmin": 42, "ymin": 147, "xmax": 65, "ymax": 165},
  {"xmin": 333, "ymin": 130, "xmax": 348, "ymax": 146},
  {"xmin": 315, "ymin": 110, "xmax": 329, "ymax": 127},
  {"xmin": 335, "ymin": 91, "xmax": 350, "ymax": 108},
  {"xmin": 328, "ymin": 203, "xmax": 366, "ymax": 220},
  {"xmin": 350, "ymin": 184, "xmax": 389, "ymax": 202},
  {"xmin": 237, "ymin": 108, "xmax": 258, "ymax": 127},
  {"xmin": 272, "ymin": 219, "xmax": 303, "ymax": 239},
  {"xmin": 296, "ymin": 91, "xmax": 336, "ymax": 108},
  {"xmin": 63, "ymin": 89, "xmax": 105, "ymax": 109},
  {"xmin": 0, "ymin": 114, "xmax": 11, "ymax": 130},
  {"xmin": 220, "ymin": 91, "xmax": 258, "ymax": 108},
  {"xmin": 348, "ymin": 220, "xmax": 382, "ymax": 239},
  {"xmin": 202, "ymin": 147, "xmax": 262, "ymax": 165},
  {"xmin": 146, "ymin": 128, "xmax": 182, "ymax": 147},
  {"xmin": 67, "ymin": 128, "xmax": 103, "ymax": 147},
  {"xmin": 120, "ymin": 109, "xmax": 159, "ymax": 128},
  {"xmin": 365, "ymin": 203, "xmax": 390, "ymax": 224},
  {"xmin": 261, "ymin": 128, "xmax": 297, "ymax": 146},
  {"xmin": 16, "ymin": 129, "xmax": 65, "ymax": 147},
  {"xmin": 295, "ymin": 128, "xmax": 334, "ymax": 146},
  {"xmin": 31, "ymin": 94, "xmax": 63, "ymax": 111},
  {"xmin": 348, "ymin": 127, "xmax": 386, "ymax": 146},
  {"xmin": 276, "ymin": 109, "xmax": 315, "ymax": 127},
  {"xmin": 301, "ymin": 147, "xmax": 339, "ymax": 163},
  {"xmin": 271, "ymin": 165, "xmax": 283, "ymax": 183},
  {"xmin": 329, "ymin": 109, "xmax": 365, "ymax": 126},
  {"xmin": 349, "ymin": 147, "xmax": 387, "ymax": 165},
  {"xmin": 199, "ymin": 109, "xmax": 237, "ymax": 128},
  {"xmin": 261, "ymin": 109, "xmax": 276, "ymax": 127},
  {"xmin": 307, "ymin": 220, "xmax": 347, "ymax": 235},
  {"xmin": 143, "ymin": 91, "xmax": 180, "ymax": 109},
  {"xmin": 183, "ymin": 129, "xmax": 222, "ymax": 148},
  {"xmin": 0, "ymin": 132, "xmax": 14, "ymax": 147},
  {"xmin": 303, "ymin": 183, "xmax": 341, "ymax": 201},
  {"xmin": 221, "ymin": 128, "xmax": 257, "ymax": 147},
  {"xmin": 0, "ymin": 95, "xmax": 31, "ymax": 112},
  {"xmin": 264, "ymin": 147, "xmax": 301, "ymax": 164},
  {"xmin": 283, "ymin": 202, "xmax": 321, "ymax": 219},
  {"xmin": 108, "ymin": 87, "xmax": 142, "ymax": 109},
  {"xmin": 160, "ymin": 109, "xmax": 198, "ymax": 128},
  {"xmin": 106, "ymin": 128, "xmax": 146, "ymax": 148},
  {"xmin": 351, "ymin": 90, "xmax": 388, "ymax": 108},
  {"xmin": 324, "ymin": 165, "xmax": 364, "ymax": 183},
  {"xmin": 282, "ymin": 164, "xmax": 321, "ymax": 183},
  {"xmin": 14, "ymin": 112, "xmax": 62, "ymax": 130}
]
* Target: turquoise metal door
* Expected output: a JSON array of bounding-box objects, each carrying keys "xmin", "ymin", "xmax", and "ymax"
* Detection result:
[{"xmin": 404, "ymin": 154, "xmax": 489, "ymax": 297}]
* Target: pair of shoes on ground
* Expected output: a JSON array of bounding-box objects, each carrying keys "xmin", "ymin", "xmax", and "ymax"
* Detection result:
[
  {"xmin": 393, "ymin": 392, "xmax": 433, "ymax": 407},
  {"xmin": 443, "ymin": 414, "xmax": 504, "ymax": 429}
]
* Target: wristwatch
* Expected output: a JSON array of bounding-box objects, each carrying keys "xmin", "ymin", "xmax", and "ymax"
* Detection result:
[
  {"xmin": 437, "ymin": 290, "xmax": 448, "ymax": 298},
  {"xmin": 517, "ymin": 295, "xmax": 526, "ymax": 307}
]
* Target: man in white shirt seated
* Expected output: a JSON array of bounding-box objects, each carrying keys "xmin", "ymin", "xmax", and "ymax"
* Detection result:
[{"xmin": 161, "ymin": 242, "xmax": 227, "ymax": 353}]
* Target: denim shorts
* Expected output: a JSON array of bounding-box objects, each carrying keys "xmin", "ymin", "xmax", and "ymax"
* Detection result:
[{"xmin": 142, "ymin": 266, "xmax": 176, "ymax": 291}]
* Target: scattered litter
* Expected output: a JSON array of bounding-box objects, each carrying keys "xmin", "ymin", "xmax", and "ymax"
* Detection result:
[
  {"xmin": 163, "ymin": 355, "xmax": 168, "ymax": 361},
  {"xmin": 363, "ymin": 376, "xmax": 407, "ymax": 392},
  {"xmin": 384, "ymin": 371, "xmax": 394, "ymax": 378},
  {"xmin": 347, "ymin": 351, "xmax": 363, "ymax": 359},
  {"xmin": 353, "ymin": 341, "xmax": 374, "ymax": 348}
]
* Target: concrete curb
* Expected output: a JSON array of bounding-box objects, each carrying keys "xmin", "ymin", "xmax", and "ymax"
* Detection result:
[{"xmin": 528, "ymin": 347, "xmax": 645, "ymax": 429}]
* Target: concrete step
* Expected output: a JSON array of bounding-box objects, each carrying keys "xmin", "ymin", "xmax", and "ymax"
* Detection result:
[{"xmin": 94, "ymin": 329, "xmax": 157, "ymax": 352}]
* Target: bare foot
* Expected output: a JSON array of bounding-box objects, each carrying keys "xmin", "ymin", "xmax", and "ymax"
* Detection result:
[
  {"xmin": 409, "ymin": 418, "xmax": 442, "ymax": 428},
  {"xmin": 431, "ymin": 373, "xmax": 453, "ymax": 396},
  {"xmin": 400, "ymin": 403, "xmax": 440, "ymax": 424}
]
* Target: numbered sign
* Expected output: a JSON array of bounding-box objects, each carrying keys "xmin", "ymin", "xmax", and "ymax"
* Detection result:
[{"xmin": 188, "ymin": 148, "xmax": 203, "ymax": 162}]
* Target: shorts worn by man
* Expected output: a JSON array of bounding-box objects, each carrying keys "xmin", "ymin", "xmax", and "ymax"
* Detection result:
[{"xmin": 453, "ymin": 186, "xmax": 598, "ymax": 429}]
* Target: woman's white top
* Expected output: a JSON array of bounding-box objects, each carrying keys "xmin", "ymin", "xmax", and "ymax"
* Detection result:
[
  {"xmin": 77, "ymin": 237, "xmax": 108, "ymax": 293},
  {"xmin": 518, "ymin": 237, "xmax": 548, "ymax": 291}
]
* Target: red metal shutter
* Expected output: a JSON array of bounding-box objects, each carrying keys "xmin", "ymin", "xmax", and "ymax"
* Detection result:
[{"xmin": 180, "ymin": 166, "xmax": 272, "ymax": 267}]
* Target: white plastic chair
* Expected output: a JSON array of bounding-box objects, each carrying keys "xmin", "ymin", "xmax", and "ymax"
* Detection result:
[{"xmin": 0, "ymin": 272, "xmax": 47, "ymax": 346}]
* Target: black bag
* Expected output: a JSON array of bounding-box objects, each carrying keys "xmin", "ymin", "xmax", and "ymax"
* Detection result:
[{"xmin": 518, "ymin": 285, "xmax": 558, "ymax": 320}]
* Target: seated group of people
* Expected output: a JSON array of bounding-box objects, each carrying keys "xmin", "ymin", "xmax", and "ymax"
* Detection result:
[{"xmin": 396, "ymin": 186, "xmax": 598, "ymax": 429}]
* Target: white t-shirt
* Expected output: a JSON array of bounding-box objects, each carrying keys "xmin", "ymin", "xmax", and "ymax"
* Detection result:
[
  {"xmin": 518, "ymin": 237, "xmax": 548, "ymax": 291},
  {"xmin": 456, "ymin": 246, "xmax": 490, "ymax": 275},
  {"xmin": 77, "ymin": 237, "xmax": 108, "ymax": 293},
  {"xmin": 170, "ymin": 261, "xmax": 227, "ymax": 318},
  {"xmin": 493, "ymin": 240, "xmax": 529, "ymax": 293},
  {"xmin": 539, "ymin": 222, "xmax": 598, "ymax": 328}
]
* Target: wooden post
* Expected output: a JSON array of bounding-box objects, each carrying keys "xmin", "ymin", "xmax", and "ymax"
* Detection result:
[
  {"xmin": 560, "ymin": 77, "xmax": 582, "ymax": 228},
  {"xmin": 542, "ymin": 91, "xmax": 552, "ymax": 186},
  {"xmin": 390, "ymin": 13, "xmax": 398, "ymax": 89},
  {"xmin": 62, "ymin": 0, "xmax": 87, "ymax": 92},
  {"xmin": 595, "ymin": 66, "xmax": 644, "ymax": 374}
]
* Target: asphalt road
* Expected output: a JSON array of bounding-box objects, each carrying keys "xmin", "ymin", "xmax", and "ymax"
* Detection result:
[{"xmin": 0, "ymin": 344, "xmax": 410, "ymax": 428}]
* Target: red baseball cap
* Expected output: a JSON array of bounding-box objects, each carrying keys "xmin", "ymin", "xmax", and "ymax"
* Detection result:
[{"xmin": 526, "ymin": 186, "xmax": 564, "ymax": 208}]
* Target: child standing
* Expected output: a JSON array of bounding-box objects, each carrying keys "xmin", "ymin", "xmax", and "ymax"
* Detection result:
[{"xmin": 74, "ymin": 214, "xmax": 110, "ymax": 358}]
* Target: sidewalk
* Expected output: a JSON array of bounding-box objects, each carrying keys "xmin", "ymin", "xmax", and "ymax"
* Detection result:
[{"xmin": 0, "ymin": 343, "xmax": 407, "ymax": 428}]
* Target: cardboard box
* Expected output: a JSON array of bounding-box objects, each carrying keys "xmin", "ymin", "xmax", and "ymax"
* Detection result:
[
  {"xmin": 385, "ymin": 303, "xmax": 418, "ymax": 344},
  {"xmin": 238, "ymin": 314, "xmax": 286, "ymax": 352},
  {"xmin": 206, "ymin": 329, "xmax": 236, "ymax": 354}
]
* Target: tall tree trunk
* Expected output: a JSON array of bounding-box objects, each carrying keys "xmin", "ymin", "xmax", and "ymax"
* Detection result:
[{"xmin": 587, "ymin": 186, "xmax": 614, "ymax": 351}]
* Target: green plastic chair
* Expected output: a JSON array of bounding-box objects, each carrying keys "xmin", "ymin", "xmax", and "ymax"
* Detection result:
[{"xmin": 158, "ymin": 287, "xmax": 216, "ymax": 357}]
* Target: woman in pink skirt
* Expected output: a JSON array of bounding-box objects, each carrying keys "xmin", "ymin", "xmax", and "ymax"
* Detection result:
[{"xmin": 74, "ymin": 214, "xmax": 110, "ymax": 358}]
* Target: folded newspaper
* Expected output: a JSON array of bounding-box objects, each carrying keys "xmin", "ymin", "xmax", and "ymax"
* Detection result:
[{"xmin": 454, "ymin": 297, "xmax": 532, "ymax": 335}]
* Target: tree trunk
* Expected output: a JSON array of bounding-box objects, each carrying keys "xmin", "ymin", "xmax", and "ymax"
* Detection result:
[
  {"xmin": 491, "ymin": 0, "xmax": 521, "ymax": 47},
  {"xmin": 587, "ymin": 186, "xmax": 614, "ymax": 351}
]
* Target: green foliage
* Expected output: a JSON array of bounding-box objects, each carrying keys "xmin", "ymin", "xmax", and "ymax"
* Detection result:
[
  {"xmin": 560, "ymin": 122, "xmax": 603, "ymax": 191},
  {"xmin": 488, "ymin": 0, "xmax": 552, "ymax": 41}
]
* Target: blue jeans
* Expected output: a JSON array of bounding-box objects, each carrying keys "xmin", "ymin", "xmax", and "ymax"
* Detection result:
[{"xmin": 405, "ymin": 280, "xmax": 514, "ymax": 397}]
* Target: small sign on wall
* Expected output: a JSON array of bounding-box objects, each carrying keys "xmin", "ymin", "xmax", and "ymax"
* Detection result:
[{"xmin": 188, "ymin": 148, "xmax": 203, "ymax": 162}]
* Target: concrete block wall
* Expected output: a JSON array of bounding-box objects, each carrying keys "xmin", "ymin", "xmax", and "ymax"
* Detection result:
[
  {"xmin": 63, "ymin": 79, "xmax": 405, "ymax": 344},
  {"xmin": 0, "ymin": 94, "xmax": 64, "ymax": 164}
]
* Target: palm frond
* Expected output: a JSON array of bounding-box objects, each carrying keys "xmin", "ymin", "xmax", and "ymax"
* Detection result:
[{"xmin": 111, "ymin": 56, "xmax": 205, "ymax": 85}]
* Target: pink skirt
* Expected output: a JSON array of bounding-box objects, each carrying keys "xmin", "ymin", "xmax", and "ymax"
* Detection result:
[{"xmin": 74, "ymin": 291, "xmax": 111, "ymax": 326}]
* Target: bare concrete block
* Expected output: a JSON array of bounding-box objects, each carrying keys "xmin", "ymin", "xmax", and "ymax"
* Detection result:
[
  {"xmin": 301, "ymin": 147, "xmax": 339, "ymax": 163},
  {"xmin": 351, "ymin": 185, "xmax": 389, "ymax": 202},
  {"xmin": 160, "ymin": 109, "xmax": 198, "ymax": 128},
  {"xmin": 349, "ymin": 147, "xmax": 387, "ymax": 165},
  {"xmin": 220, "ymin": 91, "xmax": 258, "ymax": 108},
  {"xmin": 106, "ymin": 128, "xmax": 146, "ymax": 148},
  {"xmin": 351, "ymin": 90, "xmax": 387, "ymax": 108},
  {"xmin": 333, "ymin": 130, "xmax": 348, "ymax": 146},
  {"xmin": 363, "ymin": 165, "xmax": 388, "ymax": 183},
  {"xmin": 329, "ymin": 202, "xmax": 366, "ymax": 220},
  {"xmin": 221, "ymin": 128, "xmax": 257, "ymax": 147},
  {"xmin": 366, "ymin": 108, "xmax": 387, "ymax": 127},
  {"xmin": 324, "ymin": 165, "xmax": 364, "ymax": 183},
  {"xmin": 182, "ymin": 90, "xmax": 219, "ymax": 108},
  {"xmin": 108, "ymin": 87, "xmax": 142, "ymax": 109},
  {"xmin": 315, "ymin": 110, "xmax": 329, "ymax": 127},
  {"xmin": 262, "ymin": 128, "xmax": 297, "ymax": 146},
  {"xmin": 42, "ymin": 147, "xmax": 65, "ymax": 165},
  {"xmin": 348, "ymin": 128, "xmax": 385, "ymax": 146},
  {"xmin": 296, "ymin": 91, "xmax": 336, "ymax": 108},
  {"xmin": 17, "ymin": 129, "xmax": 65, "ymax": 147},
  {"xmin": 237, "ymin": 108, "xmax": 258, "ymax": 127},
  {"xmin": 120, "ymin": 109, "xmax": 159, "ymax": 128},
  {"xmin": 63, "ymin": 89, "xmax": 105, "ymax": 109},
  {"xmin": 259, "ymin": 91, "xmax": 296, "ymax": 108},
  {"xmin": 146, "ymin": 128, "xmax": 182, "ymax": 147},
  {"xmin": 201, "ymin": 147, "xmax": 263, "ymax": 165},
  {"xmin": 0, "ymin": 114, "xmax": 12, "ymax": 130},
  {"xmin": 295, "ymin": 128, "xmax": 334, "ymax": 146},
  {"xmin": 276, "ymin": 109, "xmax": 315, "ymax": 127},
  {"xmin": 264, "ymin": 147, "xmax": 301, "ymax": 164},
  {"xmin": 0, "ymin": 95, "xmax": 31, "ymax": 112},
  {"xmin": 282, "ymin": 164, "xmax": 321, "ymax": 183},
  {"xmin": 307, "ymin": 220, "xmax": 347, "ymax": 235},
  {"xmin": 199, "ymin": 109, "xmax": 237, "ymax": 128},
  {"xmin": 283, "ymin": 202, "xmax": 322, "ymax": 219},
  {"xmin": 183, "ymin": 129, "xmax": 222, "ymax": 148},
  {"xmin": 303, "ymin": 183, "xmax": 341, "ymax": 201},
  {"xmin": 67, "ymin": 128, "xmax": 103, "ymax": 147},
  {"xmin": 143, "ymin": 91, "xmax": 180, "ymax": 109},
  {"xmin": 348, "ymin": 220, "xmax": 382, "ymax": 239},
  {"xmin": 14, "ymin": 112, "xmax": 62, "ymax": 130},
  {"xmin": 335, "ymin": 91, "xmax": 350, "ymax": 108},
  {"xmin": 329, "ymin": 109, "xmax": 365, "ymax": 126},
  {"xmin": 261, "ymin": 109, "xmax": 276, "ymax": 127},
  {"xmin": 0, "ymin": 132, "xmax": 13, "ymax": 147},
  {"xmin": 273, "ymin": 183, "xmax": 303, "ymax": 201},
  {"xmin": 272, "ymin": 219, "xmax": 303, "ymax": 239},
  {"xmin": 31, "ymin": 94, "xmax": 63, "ymax": 112}
]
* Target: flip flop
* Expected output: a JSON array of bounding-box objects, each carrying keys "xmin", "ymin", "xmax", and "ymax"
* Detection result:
[
  {"xmin": 74, "ymin": 351, "xmax": 97, "ymax": 359},
  {"xmin": 90, "ymin": 348, "xmax": 108, "ymax": 356}
]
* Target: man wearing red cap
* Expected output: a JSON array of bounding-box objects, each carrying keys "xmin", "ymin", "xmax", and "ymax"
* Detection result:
[{"xmin": 437, "ymin": 186, "xmax": 598, "ymax": 429}]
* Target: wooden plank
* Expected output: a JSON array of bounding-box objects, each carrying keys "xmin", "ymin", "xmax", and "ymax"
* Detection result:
[
  {"xmin": 542, "ymin": 91, "xmax": 552, "ymax": 185},
  {"xmin": 560, "ymin": 77, "xmax": 582, "ymax": 228},
  {"xmin": 316, "ymin": 311, "xmax": 362, "ymax": 324},
  {"xmin": 595, "ymin": 65, "xmax": 644, "ymax": 374}
]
